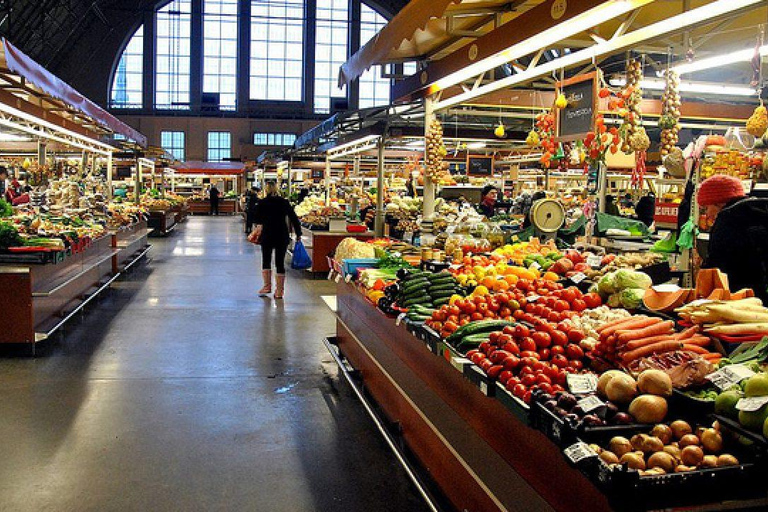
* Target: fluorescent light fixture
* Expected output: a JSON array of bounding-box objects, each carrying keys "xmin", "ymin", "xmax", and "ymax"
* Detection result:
[
  {"xmin": 0, "ymin": 132, "xmax": 29, "ymax": 142},
  {"xmin": 433, "ymin": 0, "xmax": 764, "ymax": 111},
  {"xmin": 609, "ymin": 77, "xmax": 757, "ymax": 96},
  {"xmin": 430, "ymin": 0, "xmax": 655, "ymax": 93},
  {"xmin": 466, "ymin": 141, "xmax": 487, "ymax": 149},
  {"xmin": 663, "ymin": 45, "xmax": 768, "ymax": 76},
  {"xmin": 327, "ymin": 134, "xmax": 380, "ymax": 155}
]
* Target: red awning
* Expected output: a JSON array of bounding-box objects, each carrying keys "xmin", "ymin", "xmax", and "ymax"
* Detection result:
[
  {"xmin": 2, "ymin": 39, "xmax": 147, "ymax": 147},
  {"xmin": 171, "ymin": 161, "xmax": 246, "ymax": 175}
]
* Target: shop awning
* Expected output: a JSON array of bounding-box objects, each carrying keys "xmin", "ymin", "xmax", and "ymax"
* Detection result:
[
  {"xmin": 171, "ymin": 161, "xmax": 245, "ymax": 175},
  {"xmin": 1, "ymin": 39, "xmax": 147, "ymax": 147},
  {"xmin": 339, "ymin": 0, "xmax": 528, "ymax": 86}
]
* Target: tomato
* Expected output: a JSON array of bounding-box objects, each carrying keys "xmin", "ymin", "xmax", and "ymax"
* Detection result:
[
  {"xmin": 433, "ymin": 311, "xmax": 446, "ymax": 322},
  {"xmin": 550, "ymin": 345, "xmax": 565, "ymax": 357},
  {"xmin": 517, "ymin": 278, "xmax": 531, "ymax": 291},
  {"xmin": 571, "ymin": 299, "xmax": 587, "ymax": 312},
  {"xmin": 487, "ymin": 365, "xmax": 503, "ymax": 379},
  {"xmin": 497, "ymin": 307, "xmax": 510, "ymax": 318},
  {"xmin": 512, "ymin": 383, "xmax": 527, "ymax": 398},
  {"xmin": 550, "ymin": 330, "xmax": 568, "ymax": 347},
  {"xmin": 583, "ymin": 292, "xmax": 602, "ymax": 309},
  {"xmin": 561, "ymin": 288, "xmax": 577, "ymax": 303},
  {"xmin": 477, "ymin": 303, "xmax": 489, "ymax": 314},
  {"xmin": 567, "ymin": 286, "xmax": 583, "ymax": 298},
  {"xmin": 489, "ymin": 331, "xmax": 501, "ymax": 344},
  {"xmin": 487, "ymin": 299, "xmax": 500, "ymax": 313},
  {"xmin": 514, "ymin": 324, "xmax": 531, "ymax": 338},
  {"xmin": 566, "ymin": 344, "xmax": 585, "ymax": 360},
  {"xmin": 490, "ymin": 350, "xmax": 512, "ymax": 364},
  {"xmin": 554, "ymin": 300, "xmax": 570, "ymax": 312},
  {"xmin": 520, "ymin": 350, "xmax": 540, "ymax": 360},
  {"xmin": 551, "ymin": 354, "xmax": 569, "ymax": 368},
  {"xmin": 471, "ymin": 312, "xmax": 484, "ymax": 321},
  {"xmin": 520, "ymin": 337, "xmax": 537, "ymax": 352},
  {"xmin": 480, "ymin": 359, "xmax": 494, "ymax": 372},
  {"xmin": 502, "ymin": 355, "xmax": 520, "ymax": 371},
  {"xmin": 521, "ymin": 356, "xmax": 539, "ymax": 368},
  {"xmin": 569, "ymin": 360, "xmax": 584, "ymax": 371},
  {"xmin": 531, "ymin": 360, "xmax": 546, "ymax": 373},
  {"xmin": 443, "ymin": 321, "xmax": 458, "ymax": 332},
  {"xmin": 431, "ymin": 321, "xmax": 443, "ymax": 331},
  {"xmin": 499, "ymin": 370, "xmax": 513, "ymax": 385},
  {"xmin": 513, "ymin": 309, "xmax": 525, "ymax": 320},
  {"xmin": 484, "ymin": 309, "xmax": 496, "ymax": 318},
  {"xmin": 447, "ymin": 305, "xmax": 460, "ymax": 317},
  {"xmin": 459, "ymin": 318, "xmax": 470, "ymax": 326},
  {"xmin": 465, "ymin": 349, "xmax": 479, "ymax": 358},
  {"xmin": 538, "ymin": 382, "xmax": 553, "ymax": 395},
  {"xmin": 521, "ymin": 373, "xmax": 537, "ymax": 387},
  {"xmin": 524, "ymin": 303, "xmax": 536, "ymax": 314},
  {"xmin": 479, "ymin": 342, "xmax": 492, "ymax": 354},
  {"xmin": 568, "ymin": 329, "xmax": 585, "ymax": 343},
  {"xmin": 548, "ymin": 311, "xmax": 561, "ymax": 323},
  {"xmin": 556, "ymin": 321, "xmax": 572, "ymax": 333},
  {"xmin": 543, "ymin": 364, "xmax": 559, "ymax": 379},
  {"xmin": 532, "ymin": 331, "xmax": 551, "ymax": 348},
  {"xmin": 523, "ymin": 390, "xmax": 533, "ymax": 404},
  {"xmin": 470, "ymin": 352, "xmax": 486, "ymax": 364},
  {"xmin": 508, "ymin": 299, "xmax": 521, "ymax": 311},
  {"xmin": 535, "ymin": 373, "xmax": 552, "ymax": 385},
  {"xmin": 538, "ymin": 347, "xmax": 550, "ymax": 360},
  {"xmin": 502, "ymin": 341, "xmax": 520, "ymax": 356}
]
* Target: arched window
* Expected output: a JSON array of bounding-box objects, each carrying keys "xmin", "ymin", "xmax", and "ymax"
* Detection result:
[
  {"xmin": 359, "ymin": 4, "xmax": 389, "ymax": 109},
  {"xmin": 156, "ymin": 0, "xmax": 192, "ymax": 110},
  {"xmin": 250, "ymin": 0, "xmax": 304, "ymax": 101},
  {"xmin": 109, "ymin": 0, "xmax": 402, "ymax": 113},
  {"xmin": 110, "ymin": 25, "xmax": 143, "ymax": 108}
]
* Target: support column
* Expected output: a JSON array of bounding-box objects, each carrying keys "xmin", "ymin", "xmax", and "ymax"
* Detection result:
[
  {"xmin": 325, "ymin": 157, "xmax": 331, "ymax": 204},
  {"xmin": 597, "ymin": 162, "xmax": 607, "ymax": 214},
  {"xmin": 37, "ymin": 141, "xmax": 47, "ymax": 166},
  {"xmin": 374, "ymin": 137, "xmax": 385, "ymax": 236},
  {"xmin": 106, "ymin": 153, "xmax": 113, "ymax": 198},
  {"xmin": 423, "ymin": 96, "xmax": 436, "ymax": 220}
]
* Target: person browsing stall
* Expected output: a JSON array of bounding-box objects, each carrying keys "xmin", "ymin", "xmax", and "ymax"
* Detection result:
[
  {"xmin": 698, "ymin": 175, "xmax": 768, "ymax": 303},
  {"xmin": 478, "ymin": 185, "xmax": 498, "ymax": 218}
]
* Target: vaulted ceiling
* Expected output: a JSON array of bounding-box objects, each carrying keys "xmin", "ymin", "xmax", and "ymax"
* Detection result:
[{"xmin": 0, "ymin": 0, "xmax": 410, "ymax": 107}]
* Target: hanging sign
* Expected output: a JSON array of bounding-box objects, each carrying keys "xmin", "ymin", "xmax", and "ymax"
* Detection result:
[
  {"xmin": 311, "ymin": 169, "xmax": 324, "ymax": 180},
  {"xmin": 467, "ymin": 155, "xmax": 494, "ymax": 176},
  {"xmin": 556, "ymin": 72, "xmax": 598, "ymax": 141}
]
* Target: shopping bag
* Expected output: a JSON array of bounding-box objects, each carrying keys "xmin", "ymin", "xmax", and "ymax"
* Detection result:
[
  {"xmin": 247, "ymin": 227, "xmax": 262, "ymax": 244},
  {"xmin": 291, "ymin": 240, "xmax": 312, "ymax": 270}
]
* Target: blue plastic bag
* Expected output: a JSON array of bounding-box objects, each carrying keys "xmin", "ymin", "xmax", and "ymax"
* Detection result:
[{"xmin": 291, "ymin": 240, "xmax": 312, "ymax": 270}]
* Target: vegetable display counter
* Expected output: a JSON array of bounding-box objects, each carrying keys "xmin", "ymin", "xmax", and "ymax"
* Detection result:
[
  {"xmin": 187, "ymin": 199, "xmax": 238, "ymax": 215},
  {"xmin": 0, "ymin": 222, "xmax": 150, "ymax": 352},
  {"xmin": 147, "ymin": 209, "xmax": 177, "ymax": 236},
  {"xmin": 333, "ymin": 280, "xmax": 611, "ymax": 512},
  {"xmin": 306, "ymin": 230, "xmax": 376, "ymax": 273}
]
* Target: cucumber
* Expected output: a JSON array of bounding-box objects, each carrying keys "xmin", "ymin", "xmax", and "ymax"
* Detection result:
[
  {"xmin": 456, "ymin": 333, "xmax": 491, "ymax": 350},
  {"xmin": 411, "ymin": 305, "xmax": 436, "ymax": 315},
  {"xmin": 428, "ymin": 284, "xmax": 460, "ymax": 294},
  {"xmin": 404, "ymin": 295, "xmax": 430, "ymax": 307},
  {"xmin": 404, "ymin": 287, "xmax": 430, "ymax": 298},
  {"xmin": 402, "ymin": 271, "xmax": 428, "ymax": 282},
  {"xmin": 427, "ymin": 272, "xmax": 454, "ymax": 282},
  {"xmin": 402, "ymin": 278, "xmax": 429, "ymax": 292},
  {"xmin": 430, "ymin": 290, "xmax": 458, "ymax": 300},
  {"xmin": 432, "ymin": 297, "xmax": 451, "ymax": 307},
  {"xmin": 445, "ymin": 319, "xmax": 514, "ymax": 343},
  {"xmin": 407, "ymin": 313, "xmax": 430, "ymax": 322}
]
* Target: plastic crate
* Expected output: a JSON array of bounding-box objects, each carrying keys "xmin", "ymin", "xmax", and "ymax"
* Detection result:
[
  {"xmin": 340, "ymin": 258, "xmax": 379, "ymax": 280},
  {"xmin": 463, "ymin": 364, "xmax": 496, "ymax": 397},
  {"xmin": 495, "ymin": 383, "xmax": 531, "ymax": 424}
]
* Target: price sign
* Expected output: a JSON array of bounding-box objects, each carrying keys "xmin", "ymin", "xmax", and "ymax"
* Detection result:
[
  {"xmin": 395, "ymin": 312, "xmax": 407, "ymax": 326},
  {"xmin": 706, "ymin": 364, "xmax": 755, "ymax": 391},
  {"xmin": 577, "ymin": 395, "xmax": 605, "ymax": 413},
  {"xmin": 527, "ymin": 295, "xmax": 541, "ymax": 303},
  {"xmin": 479, "ymin": 381, "xmax": 489, "ymax": 395},
  {"xmin": 564, "ymin": 442, "xmax": 598, "ymax": 464},
  {"xmin": 736, "ymin": 396, "xmax": 768, "ymax": 412},
  {"xmin": 530, "ymin": 261, "xmax": 542, "ymax": 270},
  {"xmin": 587, "ymin": 255, "xmax": 602, "ymax": 268},
  {"xmin": 344, "ymin": 274, "xmax": 353, "ymax": 283},
  {"xmin": 570, "ymin": 272, "xmax": 587, "ymax": 284},
  {"xmin": 567, "ymin": 373, "xmax": 598, "ymax": 395}
]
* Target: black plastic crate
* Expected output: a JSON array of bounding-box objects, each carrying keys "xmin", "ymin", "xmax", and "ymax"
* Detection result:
[
  {"xmin": 670, "ymin": 388, "xmax": 715, "ymax": 416},
  {"xmin": 495, "ymin": 383, "xmax": 531, "ymax": 424},
  {"xmin": 463, "ymin": 364, "xmax": 496, "ymax": 397}
]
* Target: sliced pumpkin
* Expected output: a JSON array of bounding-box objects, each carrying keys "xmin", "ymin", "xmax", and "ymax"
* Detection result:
[
  {"xmin": 696, "ymin": 268, "xmax": 730, "ymax": 298},
  {"xmin": 731, "ymin": 288, "xmax": 756, "ymax": 300},
  {"xmin": 643, "ymin": 287, "xmax": 690, "ymax": 312}
]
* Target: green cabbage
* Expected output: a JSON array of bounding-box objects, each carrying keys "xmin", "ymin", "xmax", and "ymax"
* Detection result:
[
  {"xmin": 619, "ymin": 288, "xmax": 646, "ymax": 309},
  {"xmin": 607, "ymin": 293, "xmax": 622, "ymax": 308},
  {"xmin": 598, "ymin": 272, "xmax": 617, "ymax": 296},
  {"xmin": 613, "ymin": 269, "xmax": 652, "ymax": 291}
]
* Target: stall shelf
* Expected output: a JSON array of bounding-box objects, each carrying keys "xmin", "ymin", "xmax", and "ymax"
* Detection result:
[
  {"xmin": 147, "ymin": 209, "xmax": 177, "ymax": 236},
  {"xmin": 111, "ymin": 219, "xmax": 150, "ymax": 274},
  {"xmin": 333, "ymin": 281, "xmax": 612, "ymax": 512},
  {"xmin": 187, "ymin": 198, "xmax": 238, "ymax": 215},
  {"xmin": 306, "ymin": 230, "xmax": 376, "ymax": 273}
]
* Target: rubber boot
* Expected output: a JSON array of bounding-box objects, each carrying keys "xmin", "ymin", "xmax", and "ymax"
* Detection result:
[
  {"xmin": 259, "ymin": 270, "xmax": 272, "ymax": 295},
  {"xmin": 274, "ymin": 274, "xmax": 286, "ymax": 299}
]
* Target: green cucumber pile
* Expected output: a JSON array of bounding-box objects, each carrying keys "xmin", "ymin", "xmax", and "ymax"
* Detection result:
[
  {"xmin": 396, "ymin": 270, "xmax": 465, "ymax": 322},
  {"xmin": 445, "ymin": 319, "xmax": 515, "ymax": 353}
]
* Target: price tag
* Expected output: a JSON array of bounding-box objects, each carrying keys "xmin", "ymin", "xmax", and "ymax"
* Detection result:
[
  {"xmin": 479, "ymin": 381, "xmax": 489, "ymax": 395},
  {"xmin": 344, "ymin": 274, "xmax": 353, "ymax": 283},
  {"xmin": 706, "ymin": 364, "xmax": 755, "ymax": 391},
  {"xmin": 736, "ymin": 396, "xmax": 768, "ymax": 412},
  {"xmin": 587, "ymin": 255, "xmax": 602, "ymax": 268},
  {"xmin": 577, "ymin": 395, "xmax": 605, "ymax": 413},
  {"xmin": 570, "ymin": 272, "xmax": 587, "ymax": 284},
  {"xmin": 395, "ymin": 312, "xmax": 407, "ymax": 326},
  {"xmin": 446, "ymin": 225, "xmax": 456, "ymax": 234},
  {"xmin": 567, "ymin": 373, "xmax": 598, "ymax": 395},
  {"xmin": 334, "ymin": 274, "xmax": 342, "ymax": 283},
  {"xmin": 527, "ymin": 295, "xmax": 541, "ymax": 303},
  {"xmin": 564, "ymin": 442, "xmax": 598, "ymax": 464},
  {"xmin": 530, "ymin": 261, "xmax": 542, "ymax": 270},
  {"xmin": 404, "ymin": 231, "xmax": 414, "ymax": 243}
]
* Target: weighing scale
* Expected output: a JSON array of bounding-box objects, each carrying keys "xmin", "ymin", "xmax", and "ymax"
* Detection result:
[{"xmin": 529, "ymin": 199, "xmax": 565, "ymax": 242}]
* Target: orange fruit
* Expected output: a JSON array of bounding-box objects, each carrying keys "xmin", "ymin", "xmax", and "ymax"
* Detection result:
[
  {"xmin": 543, "ymin": 271, "xmax": 559, "ymax": 281},
  {"xmin": 495, "ymin": 279, "xmax": 510, "ymax": 291},
  {"xmin": 481, "ymin": 276, "xmax": 496, "ymax": 289},
  {"xmin": 504, "ymin": 274, "xmax": 519, "ymax": 286}
]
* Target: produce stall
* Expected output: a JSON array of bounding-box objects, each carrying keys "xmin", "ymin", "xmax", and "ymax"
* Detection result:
[
  {"xmin": 306, "ymin": 230, "xmax": 376, "ymax": 273},
  {"xmin": 171, "ymin": 162, "xmax": 245, "ymax": 216}
]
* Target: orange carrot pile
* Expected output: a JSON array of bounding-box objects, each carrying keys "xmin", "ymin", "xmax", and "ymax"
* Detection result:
[{"xmin": 592, "ymin": 315, "xmax": 722, "ymax": 365}]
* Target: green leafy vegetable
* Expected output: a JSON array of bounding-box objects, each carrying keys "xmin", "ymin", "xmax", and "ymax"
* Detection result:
[
  {"xmin": 0, "ymin": 199, "xmax": 12, "ymax": 217},
  {"xmin": 0, "ymin": 221, "xmax": 22, "ymax": 248}
]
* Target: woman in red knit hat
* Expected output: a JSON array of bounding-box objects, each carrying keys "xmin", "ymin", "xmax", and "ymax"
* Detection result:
[{"xmin": 698, "ymin": 175, "xmax": 768, "ymax": 302}]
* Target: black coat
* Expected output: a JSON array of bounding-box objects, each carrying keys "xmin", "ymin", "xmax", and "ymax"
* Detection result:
[
  {"xmin": 704, "ymin": 197, "xmax": 768, "ymax": 303},
  {"xmin": 254, "ymin": 195, "xmax": 302, "ymax": 245}
]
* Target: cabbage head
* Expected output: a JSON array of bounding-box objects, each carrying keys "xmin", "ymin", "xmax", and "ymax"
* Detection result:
[
  {"xmin": 613, "ymin": 269, "xmax": 652, "ymax": 291},
  {"xmin": 607, "ymin": 293, "xmax": 622, "ymax": 308},
  {"xmin": 619, "ymin": 288, "xmax": 646, "ymax": 309},
  {"xmin": 598, "ymin": 272, "xmax": 617, "ymax": 296}
]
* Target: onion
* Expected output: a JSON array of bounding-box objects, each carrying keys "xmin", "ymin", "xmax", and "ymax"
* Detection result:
[
  {"xmin": 620, "ymin": 452, "xmax": 646, "ymax": 470},
  {"xmin": 628, "ymin": 395, "xmax": 668, "ymax": 424},
  {"xmin": 606, "ymin": 374, "xmax": 638, "ymax": 404},
  {"xmin": 600, "ymin": 451, "xmax": 619, "ymax": 465},
  {"xmin": 638, "ymin": 370, "xmax": 672, "ymax": 397},
  {"xmin": 670, "ymin": 420, "xmax": 692, "ymax": 439},
  {"xmin": 597, "ymin": 370, "xmax": 627, "ymax": 398},
  {"xmin": 700, "ymin": 429, "xmax": 723, "ymax": 453},
  {"xmin": 679, "ymin": 434, "xmax": 700, "ymax": 448},
  {"xmin": 651, "ymin": 424, "xmax": 673, "ymax": 444},
  {"xmin": 648, "ymin": 451, "xmax": 676, "ymax": 472},
  {"xmin": 681, "ymin": 445, "xmax": 704, "ymax": 466},
  {"xmin": 717, "ymin": 454, "xmax": 739, "ymax": 467},
  {"xmin": 609, "ymin": 436, "xmax": 633, "ymax": 458}
]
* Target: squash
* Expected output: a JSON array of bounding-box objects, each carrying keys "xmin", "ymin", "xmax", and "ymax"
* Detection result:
[
  {"xmin": 695, "ymin": 268, "xmax": 730, "ymax": 298},
  {"xmin": 707, "ymin": 289, "xmax": 731, "ymax": 301},
  {"xmin": 731, "ymin": 288, "xmax": 756, "ymax": 300},
  {"xmin": 643, "ymin": 287, "xmax": 691, "ymax": 312},
  {"xmin": 706, "ymin": 135, "xmax": 727, "ymax": 147}
]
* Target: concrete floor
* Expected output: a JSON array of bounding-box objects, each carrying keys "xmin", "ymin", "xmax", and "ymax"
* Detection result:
[{"xmin": 0, "ymin": 217, "xmax": 429, "ymax": 512}]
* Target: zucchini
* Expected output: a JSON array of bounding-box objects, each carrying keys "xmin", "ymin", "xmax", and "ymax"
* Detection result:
[
  {"xmin": 456, "ymin": 333, "xmax": 491, "ymax": 350},
  {"xmin": 432, "ymin": 297, "xmax": 451, "ymax": 307},
  {"xmin": 445, "ymin": 319, "xmax": 514, "ymax": 343},
  {"xmin": 428, "ymin": 284, "xmax": 460, "ymax": 294},
  {"xmin": 430, "ymin": 290, "xmax": 458, "ymax": 300},
  {"xmin": 401, "ymin": 278, "xmax": 429, "ymax": 291}
]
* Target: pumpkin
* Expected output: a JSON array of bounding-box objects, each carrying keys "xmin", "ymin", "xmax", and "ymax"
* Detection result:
[
  {"xmin": 643, "ymin": 287, "xmax": 691, "ymax": 312},
  {"xmin": 695, "ymin": 268, "xmax": 730, "ymax": 298}
]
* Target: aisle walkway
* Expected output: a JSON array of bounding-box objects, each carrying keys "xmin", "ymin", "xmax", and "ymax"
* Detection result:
[{"xmin": 0, "ymin": 217, "xmax": 428, "ymax": 512}]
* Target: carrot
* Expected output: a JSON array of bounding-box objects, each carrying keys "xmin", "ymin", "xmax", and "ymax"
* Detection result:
[
  {"xmin": 682, "ymin": 344, "xmax": 709, "ymax": 354},
  {"xmin": 675, "ymin": 326, "xmax": 700, "ymax": 340},
  {"xmin": 623, "ymin": 335, "xmax": 677, "ymax": 351},
  {"xmin": 621, "ymin": 341, "xmax": 683, "ymax": 362},
  {"xmin": 617, "ymin": 320, "xmax": 675, "ymax": 343},
  {"xmin": 600, "ymin": 316, "xmax": 658, "ymax": 338},
  {"xmin": 597, "ymin": 316, "xmax": 643, "ymax": 334},
  {"xmin": 682, "ymin": 335, "xmax": 711, "ymax": 347},
  {"xmin": 703, "ymin": 353, "xmax": 723, "ymax": 361}
]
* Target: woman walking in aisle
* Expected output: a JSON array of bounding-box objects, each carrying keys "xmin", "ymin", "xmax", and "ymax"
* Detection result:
[{"xmin": 253, "ymin": 181, "xmax": 302, "ymax": 299}]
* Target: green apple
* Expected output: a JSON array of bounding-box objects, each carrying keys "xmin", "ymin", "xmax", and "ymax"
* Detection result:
[
  {"xmin": 715, "ymin": 390, "xmax": 742, "ymax": 419},
  {"xmin": 744, "ymin": 373, "xmax": 768, "ymax": 397},
  {"xmin": 764, "ymin": 416, "xmax": 768, "ymax": 439},
  {"xmin": 739, "ymin": 404, "xmax": 768, "ymax": 431}
]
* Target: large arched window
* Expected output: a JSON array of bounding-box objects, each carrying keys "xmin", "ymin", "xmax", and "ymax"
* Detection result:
[
  {"xmin": 109, "ymin": 0, "xmax": 407, "ymax": 113},
  {"xmin": 110, "ymin": 26, "xmax": 143, "ymax": 108}
]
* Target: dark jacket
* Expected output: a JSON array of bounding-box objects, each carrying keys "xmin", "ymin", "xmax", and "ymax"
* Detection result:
[
  {"xmin": 635, "ymin": 194, "xmax": 656, "ymax": 227},
  {"xmin": 254, "ymin": 195, "xmax": 302, "ymax": 245},
  {"xmin": 478, "ymin": 201, "xmax": 495, "ymax": 218},
  {"xmin": 247, "ymin": 192, "xmax": 259, "ymax": 213},
  {"xmin": 703, "ymin": 197, "xmax": 768, "ymax": 303},
  {"xmin": 210, "ymin": 187, "xmax": 220, "ymax": 202},
  {"xmin": 605, "ymin": 202, "xmax": 620, "ymax": 217}
]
